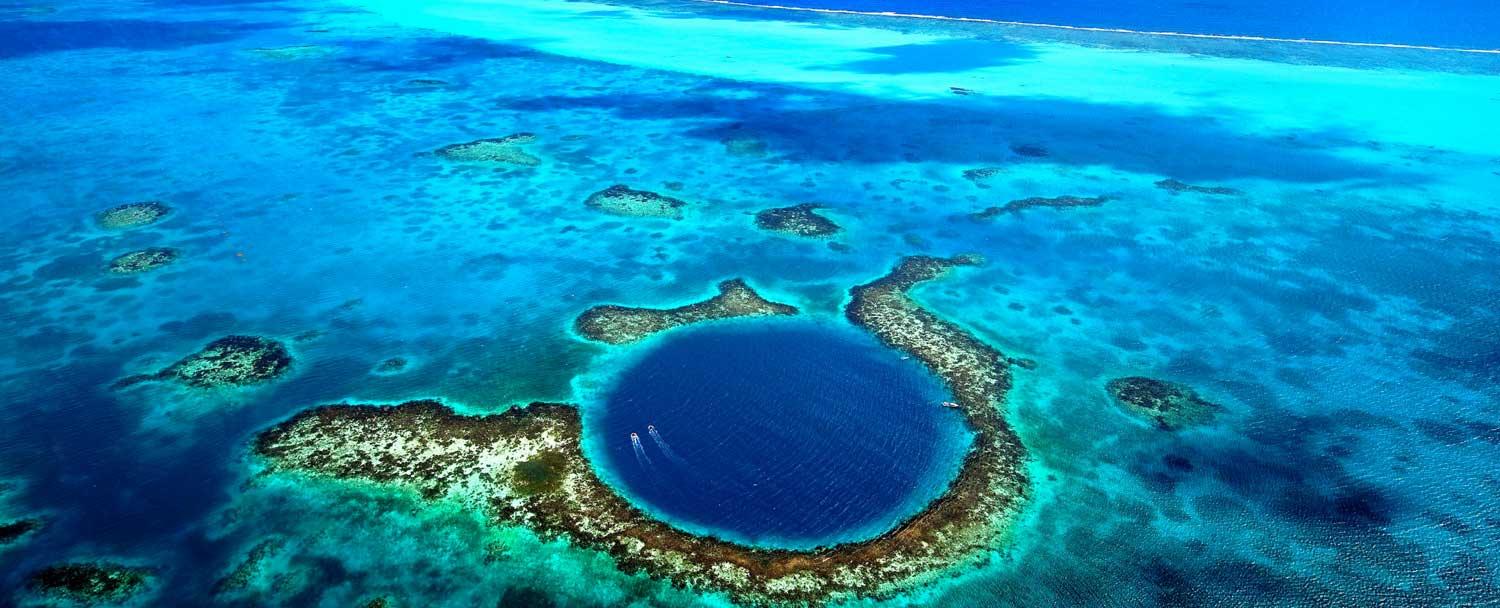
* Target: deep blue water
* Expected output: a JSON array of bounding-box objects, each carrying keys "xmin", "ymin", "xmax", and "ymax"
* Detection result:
[
  {"xmin": 591, "ymin": 320, "xmax": 970, "ymax": 548},
  {"xmin": 724, "ymin": 0, "xmax": 1500, "ymax": 48}
]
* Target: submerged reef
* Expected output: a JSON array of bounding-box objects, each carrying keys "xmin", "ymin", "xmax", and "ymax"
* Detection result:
[
  {"xmin": 213, "ymin": 537, "xmax": 286, "ymax": 594},
  {"xmin": 435, "ymin": 134, "xmax": 539, "ymax": 166},
  {"xmin": 248, "ymin": 45, "xmax": 336, "ymax": 60},
  {"xmin": 970, "ymin": 195, "xmax": 1110, "ymax": 220},
  {"xmin": 1106, "ymin": 376, "xmax": 1220, "ymax": 430},
  {"xmin": 1, "ymin": 517, "xmax": 42, "ymax": 546},
  {"xmin": 1155, "ymin": 178, "xmax": 1241, "ymax": 196},
  {"xmin": 754, "ymin": 203, "xmax": 841, "ymax": 237},
  {"xmin": 27, "ymin": 562, "xmax": 152, "ymax": 604},
  {"xmin": 254, "ymin": 255, "xmax": 1027, "ymax": 605},
  {"xmin": 114, "ymin": 335, "xmax": 291, "ymax": 390},
  {"xmin": 574, "ymin": 279, "xmax": 797, "ymax": 345},
  {"xmin": 584, "ymin": 185, "xmax": 686, "ymax": 219},
  {"xmin": 961, "ymin": 167, "xmax": 1006, "ymax": 188},
  {"xmin": 372, "ymin": 357, "xmax": 409, "ymax": 375},
  {"xmin": 95, "ymin": 202, "xmax": 170, "ymax": 230},
  {"xmin": 106, "ymin": 248, "xmax": 179, "ymax": 274}
]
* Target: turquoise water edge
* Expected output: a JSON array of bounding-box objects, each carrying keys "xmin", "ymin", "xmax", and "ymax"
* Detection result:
[{"xmin": 2, "ymin": 0, "xmax": 1499, "ymax": 605}]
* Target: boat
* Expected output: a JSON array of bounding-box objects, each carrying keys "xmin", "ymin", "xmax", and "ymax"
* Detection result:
[
  {"xmin": 941, "ymin": 401, "xmax": 961, "ymax": 409},
  {"xmin": 630, "ymin": 432, "xmax": 639, "ymax": 440}
]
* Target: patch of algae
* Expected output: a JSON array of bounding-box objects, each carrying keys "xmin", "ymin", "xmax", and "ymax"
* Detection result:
[
  {"xmin": 584, "ymin": 185, "xmax": 686, "ymax": 219},
  {"xmin": 754, "ymin": 203, "xmax": 841, "ymax": 237},
  {"xmin": 1106, "ymin": 376, "xmax": 1220, "ymax": 430},
  {"xmin": 573, "ymin": 279, "xmax": 797, "ymax": 345},
  {"xmin": 435, "ymin": 134, "xmax": 540, "ymax": 166},
  {"xmin": 27, "ymin": 562, "xmax": 153, "ymax": 605},
  {"xmin": 253, "ymin": 256, "xmax": 1029, "ymax": 605},
  {"xmin": 106, "ymin": 248, "xmax": 179, "ymax": 274},
  {"xmin": 113, "ymin": 335, "xmax": 291, "ymax": 390},
  {"xmin": 95, "ymin": 202, "xmax": 170, "ymax": 230}
]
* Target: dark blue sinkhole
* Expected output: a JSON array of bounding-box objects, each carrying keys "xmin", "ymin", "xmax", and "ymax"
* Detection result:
[{"xmin": 587, "ymin": 319, "xmax": 973, "ymax": 549}]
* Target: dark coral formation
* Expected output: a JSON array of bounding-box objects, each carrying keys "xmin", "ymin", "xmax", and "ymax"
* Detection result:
[
  {"xmin": 1, "ymin": 517, "xmax": 42, "ymax": 545},
  {"xmin": 574, "ymin": 279, "xmax": 797, "ymax": 345},
  {"xmin": 1010, "ymin": 143, "xmax": 1049, "ymax": 158},
  {"xmin": 106, "ymin": 247, "xmax": 179, "ymax": 274},
  {"xmin": 28, "ymin": 562, "xmax": 152, "ymax": 604},
  {"xmin": 95, "ymin": 202, "xmax": 170, "ymax": 230},
  {"xmin": 254, "ymin": 256, "xmax": 1027, "ymax": 605},
  {"xmin": 970, "ymin": 195, "xmax": 1110, "ymax": 220},
  {"xmin": 1106, "ymin": 376, "xmax": 1220, "ymax": 430},
  {"xmin": 961, "ymin": 167, "xmax": 1005, "ymax": 188},
  {"xmin": 114, "ymin": 335, "xmax": 291, "ymax": 390},
  {"xmin": 584, "ymin": 185, "xmax": 686, "ymax": 219},
  {"xmin": 435, "ymin": 134, "xmax": 539, "ymax": 166},
  {"xmin": 754, "ymin": 203, "xmax": 841, "ymax": 237},
  {"xmin": 1155, "ymin": 178, "xmax": 1242, "ymax": 196},
  {"xmin": 373, "ymin": 357, "xmax": 409, "ymax": 375},
  {"xmin": 214, "ymin": 537, "xmax": 286, "ymax": 594}
]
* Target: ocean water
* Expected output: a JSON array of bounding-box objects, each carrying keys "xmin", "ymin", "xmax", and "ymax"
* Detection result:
[
  {"xmin": 0, "ymin": 0, "xmax": 1498, "ymax": 606},
  {"xmin": 717, "ymin": 0, "xmax": 1500, "ymax": 49},
  {"xmin": 587, "ymin": 319, "xmax": 967, "ymax": 549}
]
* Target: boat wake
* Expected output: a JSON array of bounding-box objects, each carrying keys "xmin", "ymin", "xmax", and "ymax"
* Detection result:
[
  {"xmin": 648, "ymin": 424, "xmax": 687, "ymax": 464},
  {"xmin": 631, "ymin": 432, "xmax": 654, "ymax": 467}
]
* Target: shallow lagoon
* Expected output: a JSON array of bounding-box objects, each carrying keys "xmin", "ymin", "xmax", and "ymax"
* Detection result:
[{"xmin": 1, "ymin": 0, "xmax": 1499, "ymax": 606}]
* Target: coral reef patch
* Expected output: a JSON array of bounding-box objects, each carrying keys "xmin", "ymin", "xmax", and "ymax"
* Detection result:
[
  {"xmin": 213, "ymin": 537, "xmax": 286, "ymax": 594},
  {"xmin": 27, "ymin": 562, "xmax": 153, "ymax": 605},
  {"xmin": 961, "ymin": 167, "xmax": 1006, "ymax": 188},
  {"xmin": 253, "ymin": 255, "xmax": 1028, "ymax": 605},
  {"xmin": 106, "ymin": 247, "xmax": 179, "ymax": 274},
  {"xmin": 970, "ymin": 195, "xmax": 1110, "ymax": 220},
  {"xmin": 754, "ymin": 203, "xmax": 841, "ymax": 237},
  {"xmin": 1, "ymin": 517, "xmax": 42, "ymax": 546},
  {"xmin": 1155, "ymin": 178, "xmax": 1241, "ymax": 196},
  {"xmin": 574, "ymin": 279, "xmax": 797, "ymax": 345},
  {"xmin": 584, "ymin": 185, "xmax": 686, "ymax": 219},
  {"xmin": 95, "ymin": 202, "xmax": 170, "ymax": 230},
  {"xmin": 113, "ymin": 335, "xmax": 291, "ymax": 390},
  {"xmin": 435, "ymin": 134, "xmax": 540, "ymax": 166},
  {"xmin": 372, "ymin": 357, "xmax": 409, "ymax": 375},
  {"xmin": 1106, "ymin": 376, "xmax": 1221, "ymax": 430}
]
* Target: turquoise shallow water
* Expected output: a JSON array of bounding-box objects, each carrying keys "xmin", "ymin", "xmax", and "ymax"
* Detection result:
[{"xmin": 1, "ymin": 0, "xmax": 1499, "ymax": 606}]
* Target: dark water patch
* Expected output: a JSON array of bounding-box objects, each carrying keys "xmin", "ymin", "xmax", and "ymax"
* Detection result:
[
  {"xmin": 335, "ymin": 35, "xmax": 534, "ymax": 73},
  {"xmin": 591, "ymin": 320, "xmax": 967, "ymax": 548},
  {"xmin": 818, "ymin": 38, "xmax": 1035, "ymax": 74},
  {"xmin": 495, "ymin": 84, "xmax": 1401, "ymax": 183},
  {"xmin": 0, "ymin": 18, "xmax": 273, "ymax": 59}
]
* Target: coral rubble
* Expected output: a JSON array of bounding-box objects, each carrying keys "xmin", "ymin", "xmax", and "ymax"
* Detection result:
[
  {"xmin": 754, "ymin": 203, "xmax": 841, "ymax": 237},
  {"xmin": 584, "ymin": 185, "xmax": 686, "ymax": 219},
  {"xmin": 1106, "ymin": 376, "xmax": 1220, "ymax": 430},
  {"xmin": 970, "ymin": 195, "xmax": 1109, "ymax": 220},
  {"xmin": 435, "ymin": 134, "xmax": 540, "ymax": 166},
  {"xmin": 95, "ymin": 202, "xmax": 170, "ymax": 230},
  {"xmin": 28, "ymin": 562, "xmax": 152, "ymax": 604},
  {"xmin": 114, "ymin": 335, "xmax": 291, "ymax": 390},
  {"xmin": 574, "ymin": 279, "xmax": 796, "ymax": 345},
  {"xmin": 106, "ymin": 248, "xmax": 179, "ymax": 274},
  {"xmin": 1154, "ymin": 179, "xmax": 1241, "ymax": 196}
]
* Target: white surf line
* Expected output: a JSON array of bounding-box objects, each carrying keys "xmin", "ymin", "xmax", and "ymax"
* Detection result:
[{"xmin": 692, "ymin": 0, "xmax": 1500, "ymax": 54}]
